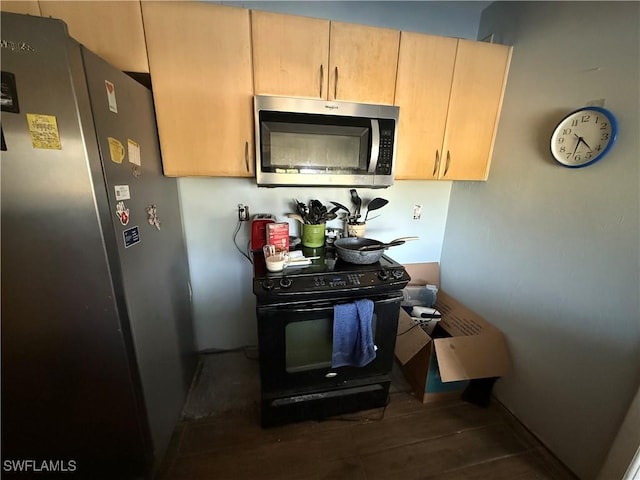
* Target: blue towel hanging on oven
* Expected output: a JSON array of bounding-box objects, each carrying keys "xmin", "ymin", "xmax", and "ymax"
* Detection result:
[{"xmin": 332, "ymin": 299, "xmax": 376, "ymax": 368}]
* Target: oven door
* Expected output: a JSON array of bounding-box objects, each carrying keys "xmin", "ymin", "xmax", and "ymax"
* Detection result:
[{"xmin": 256, "ymin": 292, "xmax": 402, "ymax": 394}]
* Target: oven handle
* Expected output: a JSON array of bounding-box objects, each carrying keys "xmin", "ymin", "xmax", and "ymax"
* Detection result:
[{"xmin": 258, "ymin": 295, "xmax": 401, "ymax": 314}]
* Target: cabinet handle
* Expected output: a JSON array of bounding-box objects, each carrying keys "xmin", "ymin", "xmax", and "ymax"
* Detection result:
[
  {"xmin": 444, "ymin": 150, "xmax": 451, "ymax": 177},
  {"xmin": 244, "ymin": 141, "xmax": 250, "ymax": 173},
  {"xmin": 334, "ymin": 66, "xmax": 338, "ymax": 99},
  {"xmin": 319, "ymin": 64, "xmax": 324, "ymax": 98},
  {"xmin": 432, "ymin": 150, "xmax": 440, "ymax": 177}
]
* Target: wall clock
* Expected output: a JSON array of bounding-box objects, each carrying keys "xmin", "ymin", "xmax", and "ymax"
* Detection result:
[{"xmin": 550, "ymin": 106, "xmax": 618, "ymax": 168}]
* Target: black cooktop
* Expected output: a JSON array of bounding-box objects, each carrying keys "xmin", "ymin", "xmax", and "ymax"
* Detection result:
[
  {"xmin": 253, "ymin": 245, "xmax": 404, "ymax": 279},
  {"xmin": 253, "ymin": 245, "xmax": 410, "ymax": 303}
]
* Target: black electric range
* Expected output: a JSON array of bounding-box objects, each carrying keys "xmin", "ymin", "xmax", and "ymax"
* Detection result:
[{"xmin": 253, "ymin": 245, "xmax": 411, "ymax": 304}]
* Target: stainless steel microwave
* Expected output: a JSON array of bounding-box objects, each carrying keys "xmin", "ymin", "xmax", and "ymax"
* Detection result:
[{"xmin": 254, "ymin": 95, "xmax": 399, "ymax": 188}]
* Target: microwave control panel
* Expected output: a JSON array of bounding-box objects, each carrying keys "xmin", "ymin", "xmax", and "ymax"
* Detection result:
[{"xmin": 375, "ymin": 119, "xmax": 395, "ymax": 175}]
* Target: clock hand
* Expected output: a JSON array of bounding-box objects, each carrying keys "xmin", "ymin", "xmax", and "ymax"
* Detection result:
[
  {"xmin": 578, "ymin": 137, "xmax": 593, "ymax": 151},
  {"xmin": 571, "ymin": 136, "xmax": 580, "ymax": 157},
  {"xmin": 573, "ymin": 134, "xmax": 593, "ymax": 152}
]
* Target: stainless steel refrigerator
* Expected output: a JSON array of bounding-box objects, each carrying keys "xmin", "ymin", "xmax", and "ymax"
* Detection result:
[{"xmin": 1, "ymin": 13, "xmax": 196, "ymax": 478}]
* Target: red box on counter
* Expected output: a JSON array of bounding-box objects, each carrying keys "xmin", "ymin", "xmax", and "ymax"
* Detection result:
[
  {"xmin": 251, "ymin": 217, "xmax": 275, "ymax": 252},
  {"xmin": 266, "ymin": 222, "xmax": 289, "ymax": 252}
]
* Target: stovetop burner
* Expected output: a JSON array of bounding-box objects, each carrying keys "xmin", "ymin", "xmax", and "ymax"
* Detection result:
[{"xmin": 253, "ymin": 245, "xmax": 410, "ymax": 304}]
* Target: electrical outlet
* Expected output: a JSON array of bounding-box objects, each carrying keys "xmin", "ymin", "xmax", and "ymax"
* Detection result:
[
  {"xmin": 413, "ymin": 204, "xmax": 422, "ymax": 220},
  {"xmin": 238, "ymin": 204, "xmax": 249, "ymax": 221}
]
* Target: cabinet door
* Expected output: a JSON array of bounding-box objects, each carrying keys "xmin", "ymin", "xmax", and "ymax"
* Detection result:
[
  {"xmin": 440, "ymin": 40, "xmax": 512, "ymax": 180},
  {"xmin": 328, "ymin": 21, "xmax": 399, "ymax": 105},
  {"xmin": 1, "ymin": 1, "xmax": 40, "ymax": 15},
  {"xmin": 394, "ymin": 32, "xmax": 457, "ymax": 180},
  {"xmin": 39, "ymin": 1, "xmax": 148, "ymax": 73},
  {"xmin": 252, "ymin": 10, "xmax": 329, "ymax": 99},
  {"xmin": 142, "ymin": 2, "xmax": 254, "ymax": 177}
]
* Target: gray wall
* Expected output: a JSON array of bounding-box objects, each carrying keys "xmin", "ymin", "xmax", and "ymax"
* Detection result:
[
  {"xmin": 227, "ymin": 1, "xmax": 489, "ymax": 38},
  {"xmin": 182, "ymin": 1, "xmax": 488, "ymax": 350},
  {"xmin": 180, "ymin": 179, "xmax": 451, "ymax": 349},
  {"xmin": 440, "ymin": 2, "xmax": 640, "ymax": 479}
]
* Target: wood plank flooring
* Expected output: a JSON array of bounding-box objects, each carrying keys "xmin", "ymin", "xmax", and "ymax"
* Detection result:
[{"xmin": 155, "ymin": 352, "xmax": 578, "ymax": 480}]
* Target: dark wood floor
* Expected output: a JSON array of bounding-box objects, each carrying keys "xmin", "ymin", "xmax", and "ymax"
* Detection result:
[{"xmin": 155, "ymin": 352, "xmax": 578, "ymax": 480}]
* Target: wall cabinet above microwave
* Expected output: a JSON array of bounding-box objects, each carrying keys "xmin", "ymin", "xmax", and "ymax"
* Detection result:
[{"xmin": 252, "ymin": 11, "xmax": 399, "ymax": 105}]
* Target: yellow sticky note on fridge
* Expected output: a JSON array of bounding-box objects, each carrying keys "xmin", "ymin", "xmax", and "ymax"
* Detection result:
[
  {"xmin": 26, "ymin": 113, "xmax": 62, "ymax": 150},
  {"xmin": 108, "ymin": 137, "xmax": 125, "ymax": 164}
]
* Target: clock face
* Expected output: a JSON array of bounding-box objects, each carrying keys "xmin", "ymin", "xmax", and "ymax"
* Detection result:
[{"xmin": 550, "ymin": 106, "xmax": 618, "ymax": 168}]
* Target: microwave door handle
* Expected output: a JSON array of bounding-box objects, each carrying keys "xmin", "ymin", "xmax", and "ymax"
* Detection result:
[{"xmin": 368, "ymin": 119, "xmax": 380, "ymax": 174}]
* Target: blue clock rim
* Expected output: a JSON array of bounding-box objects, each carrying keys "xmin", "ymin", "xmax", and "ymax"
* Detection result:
[{"xmin": 551, "ymin": 106, "xmax": 618, "ymax": 168}]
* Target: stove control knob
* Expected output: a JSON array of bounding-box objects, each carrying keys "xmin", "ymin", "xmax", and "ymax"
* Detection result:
[
  {"xmin": 279, "ymin": 276, "xmax": 292, "ymax": 289},
  {"xmin": 262, "ymin": 279, "xmax": 275, "ymax": 291},
  {"xmin": 392, "ymin": 269, "xmax": 405, "ymax": 280},
  {"xmin": 377, "ymin": 269, "xmax": 389, "ymax": 281}
]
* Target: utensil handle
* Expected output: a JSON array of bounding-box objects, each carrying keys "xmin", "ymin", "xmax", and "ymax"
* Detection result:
[
  {"xmin": 286, "ymin": 213, "xmax": 305, "ymax": 224},
  {"xmin": 358, "ymin": 236, "xmax": 419, "ymax": 252},
  {"xmin": 389, "ymin": 236, "xmax": 419, "ymax": 243},
  {"xmin": 385, "ymin": 240, "xmax": 406, "ymax": 248},
  {"xmin": 359, "ymin": 240, "xmax": 407, "ymax": 252}
]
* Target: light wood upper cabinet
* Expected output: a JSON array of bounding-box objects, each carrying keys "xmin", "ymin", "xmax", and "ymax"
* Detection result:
[
  {"xmin": 328, "ymin": 22, "xmax": 400, "ymax": 104},
  {"xmin": 442, "ymin": 39, "xmax": 511, "ymax": 180},
  {"xmin": 142, "ymin": 1, "xmax": 254, "ymax": 177},
  {"xmin": 394, "ymin": 32, "xmax": 457, "ymax": 180},
  {"xmin": 252, "ymin": 14, "xmax": 399, "ymax": 105},
  {"xmin": 1, "ymin": 1, "xmax": 41, "ymax": 15},
  {"xmin": 252, "ymin": 11, "xmax": 329, "ymax": 98},
  {"xmin": 395, "ymin": 34, "xmax": 511, "ymax": 181},
  {"xmin": 39, "ymin": 1, "xmax": 148, "ymax": 73}
]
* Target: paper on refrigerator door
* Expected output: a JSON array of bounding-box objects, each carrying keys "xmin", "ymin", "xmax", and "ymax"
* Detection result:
[
  {"xmin": 105, "ymin": 80, "xmax": 118, "ymax": 113},
  {"xmin": 128, "ymin": 139, "xmax": 141, "ymax": 166},
  {"xmin": 26, "ymin": 113, "xmax": 61, "ymax": 149}
]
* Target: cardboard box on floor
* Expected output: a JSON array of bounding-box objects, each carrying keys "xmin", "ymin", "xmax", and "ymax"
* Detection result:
[{"xmin": 395, "ymin": 262, "xmax": 512, "ymax": 403}]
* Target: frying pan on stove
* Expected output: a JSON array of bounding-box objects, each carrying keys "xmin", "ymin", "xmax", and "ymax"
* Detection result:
[{"xmin": 333, "ymin": 236, "xmax": 418, "ymax": 264}]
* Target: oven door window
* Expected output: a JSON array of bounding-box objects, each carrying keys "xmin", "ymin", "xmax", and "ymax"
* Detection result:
[
  {"xmin": 285, "ymin": 314, "xmax": 377, "ymax": 373},
  {"xmin": 259, "ymin": 112, "xmax": 371, "ymax": 174}
]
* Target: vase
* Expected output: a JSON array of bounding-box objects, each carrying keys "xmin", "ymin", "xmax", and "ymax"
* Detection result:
[
  {"xmin": 302, "ymin": 223, "xmax": 325, "ymax": 247},
  {"xmin": 346, "ymin": 222, "xmax": 366, "ymax": 238}
]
